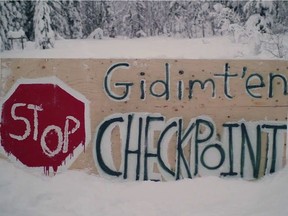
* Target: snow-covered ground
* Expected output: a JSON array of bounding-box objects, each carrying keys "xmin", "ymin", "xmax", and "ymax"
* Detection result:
[
  {"xmin": 0, "ymin": 159, "xmax": 288, "ymax": 216},
  {"xmin": 1, "ymin": 36, "xmax": 286, "ymax": 59}
]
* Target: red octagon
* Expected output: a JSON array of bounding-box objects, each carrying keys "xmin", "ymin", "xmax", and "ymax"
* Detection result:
[{"xmin": 0, "ymin": 77, "xmax": 90, "ymax": 174}]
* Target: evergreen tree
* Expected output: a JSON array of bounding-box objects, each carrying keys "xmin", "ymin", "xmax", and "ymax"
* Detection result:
[
  {"xmin": 0, "ymin": 1, "xmax": 10, "ymax": 50},
  {"xmin": 197, "ymin": 1, "xmax": 211, "ymax": 38},
  {"xmin": 121, "ymin": 1, "xmax": 147, "ymax": 38},
  {"xmin": 166, "ymin": 1, "xmax": 186, "ymax": 37},
  {"xmin": 34, "ymin": 0, "xmax": 55, "ymax": 49},
  {"xmin": 132, "ymin": 1, "xmax": 147, "ymax": 37},
  {"xmin": 48, "ymin": 1, "xmax": 70, "ymax": 39},
  {"xmin": 0, "ymin": 1, "xmax": 27, "ymax": 50},
  {"xmin": 23, "ymin": 1, "xmax": 35, "ymax": 41},
  {"xmin": 66, "ymin": 0, "xmax": 83, "ymax": 39},
  {"xmin": 1, "ymin": 0, "xmax": 288, "ymax": 51},
  {"xmin": 82, "ymin": 1, "xmax": 98, "ymax": 36},
  {"xmin": 271, "ymin": 0, "xmax": 288, "ymax": 32},
  {"xmin": 82, "ymin": 1, "xmax": 113, "ymax": 38},
  {"xmin": 212, "ymin": 3, "xmax": 240, "ymax": 36},
  {"xmin": 244, "ymin": 0, "xmax": 275, "ymax": 33},
  {"xmin": 184, "ymin": 1, "xmax": 203, "ymax": 38},
  {"xmin": 147, "ymin": 1, "xmax": 170, "ymax": 36},
  {"xmin": 226, "ymin": 0, "xmax": 246, "ymax": 24}
]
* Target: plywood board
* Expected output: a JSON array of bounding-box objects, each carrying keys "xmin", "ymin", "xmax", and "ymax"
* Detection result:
[{"xmin": 0, "ymin": 59, "xmax": 287, "ymax": 180}]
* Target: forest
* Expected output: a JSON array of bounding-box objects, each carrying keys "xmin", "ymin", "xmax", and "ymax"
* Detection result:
[{"xmin": 0, "ymin": 0, "xmax": 288, "ymax": 55}]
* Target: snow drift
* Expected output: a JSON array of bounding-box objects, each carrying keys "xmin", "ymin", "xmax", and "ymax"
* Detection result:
[{"xmin": 0, "ymin": 158, "xmax": 287, "ymax": 216}]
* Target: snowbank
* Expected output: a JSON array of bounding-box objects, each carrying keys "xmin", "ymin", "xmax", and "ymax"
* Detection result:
[
  {"xmin": 0, "ymin": 36, "xmax": 286, "ymax": 59},
  {"xmin": 0, "ymin": 158, "xmax": 287, "ymax": 216}
]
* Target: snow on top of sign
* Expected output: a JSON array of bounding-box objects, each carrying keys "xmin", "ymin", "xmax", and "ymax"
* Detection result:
[
  {"xmin": 7, "ymin": 30, "xmax": 26, "ymax": 39},
  {"xmin": 1, "ymin": 36, "xmax": 287, "ymax": 59}
]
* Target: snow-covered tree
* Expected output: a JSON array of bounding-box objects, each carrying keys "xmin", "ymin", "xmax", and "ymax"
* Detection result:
[
  {"xmin": 48, "ymin": 1, "xmax": 70, "ymax": 39},
  {"xmin": 244, "ymin": 0, "xmax": 276, "ymax": 18},
  {"xmin": 100, "ymin": 1, "xmax": 114, "ymax": 37},
  {"xmin": 182, "ymin": 1, "xmax": 214, "ymax": 38},
  {"xmin": 66, "ymin": 1, "xmax": 83, "ymax": 39},
  {"xmin": 244, "ymin": 0, "xmax": 276, "ymax": 33},
  {"xmin": 212, "ymin": 3, "xmax": 240, "ymax": 36},
  {"xmin": 242, "ymin": 0, "xmax": 275, "ymax": 54},
  {"xmin": 0, "ymin": 0, "xmax": 287, "ymax": 48},
  {"xmin": 0, "ymin": 1, "xmax": 10, "ymax": 50},
  {"xmin": 122, "ymin": 1, "xmax": 147, "ymax": 38},
  {"xmin": 152, "ymin": 1, "xmax": 171, "ymax": 36},
  {"xmin": 0, "ymin": 1, "xmax": 28, "ymax": 50},
  {"xmin": 23, "ymin": 1, "xmax": 35, "ymax": 41},
  {"xmin": 82, "ymin": 1, "xmax": 114, "ymax": 38},
  {"xmin": 274, "ymin": 0, "xmax": 288, "ymax": 27},
  {"xmin": 198, "ymin": 2, "xmax": 211, "ymax": 38},
  {"xmin": 165, "ymin": 1, "xmax": 187, "ymax": 37},
  {"xmin": 34, "ymin": 0, "xmax": 55, "ymax": 49},
  {"xmin": 226, "ymin": 0, "xmax": 246, "ymax": 23},
  {"xmin": 106, "ymin": 1, "xmax": 126, "ymax": 37}
]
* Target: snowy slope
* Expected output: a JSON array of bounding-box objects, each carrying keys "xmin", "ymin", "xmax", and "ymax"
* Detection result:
[
  {"xmin": 0, "ymin": 159, "xmax": 288, "ymax": 216},
  {"xmin": 1, "ymin": 36, "xmax": 286, "ymax": 59}
]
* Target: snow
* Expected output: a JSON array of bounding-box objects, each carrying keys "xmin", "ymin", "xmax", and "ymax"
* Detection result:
[
  {"xmin": 87, "ymin": 28, "xmax": 104, "ymax": 39},
  {"xmin": 0, "ymin": 158, "xmax": 288, "ymax": 216},
  {"xmin": 1, "ymin": 36, "xmax": 287, "ymax": 59}
]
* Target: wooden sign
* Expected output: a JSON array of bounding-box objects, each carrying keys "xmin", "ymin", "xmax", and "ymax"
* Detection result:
[{"xmin": 0, "ymin": 59, "xmax": 287, "ymax": 181}]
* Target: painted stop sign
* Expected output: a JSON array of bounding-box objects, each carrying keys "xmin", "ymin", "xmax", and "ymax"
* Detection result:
[{"xmin": 0, "ymin": 77, "xmax": 90, "ymax": 174}]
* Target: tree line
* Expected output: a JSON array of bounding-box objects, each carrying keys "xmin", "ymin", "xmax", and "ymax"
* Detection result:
[{"xmin": 0, "ymin": 0, "xmax": 287, "ymax": 51}]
